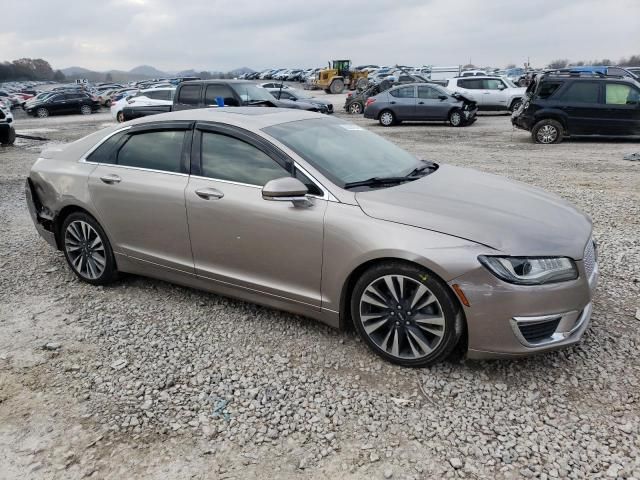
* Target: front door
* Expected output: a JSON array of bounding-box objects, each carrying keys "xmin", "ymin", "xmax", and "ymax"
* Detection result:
[
  {"xmin": 185, "ymin": 125, "xmax": 326, "ymax": 308},
  {"xmin": 480, "ymin": 79, "xmax": 509, "ymax": 109},
  {"xmin": 416, "ymin": 85, "xmax": 449, "ymax": 120},
  {"xmin": 600, "ymin": 82, "xmax": 640, "ymax": 135},
  {"xmin": 87, "ymin": 123, "xmax": 194, "ymax": 272}
]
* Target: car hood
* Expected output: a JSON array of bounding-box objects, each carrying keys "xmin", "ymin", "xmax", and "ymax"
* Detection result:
[{"xmin": 354, "ymin": 164, "xmax": 592, "ymax": 259}]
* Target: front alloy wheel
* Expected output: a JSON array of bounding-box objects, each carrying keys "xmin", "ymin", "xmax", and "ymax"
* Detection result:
[
  {"xmin": 449, "ymin": 110, "xmax": 463, "ymax": 127},
  {"xmin": 352, "ymin": 263, "xmax": 462, "ymax": 366}
]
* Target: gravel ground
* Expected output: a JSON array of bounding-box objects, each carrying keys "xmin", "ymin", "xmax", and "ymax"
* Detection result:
[{"xmin": 1, "ymin": 102, "xmax": 639, "ymax": 480}]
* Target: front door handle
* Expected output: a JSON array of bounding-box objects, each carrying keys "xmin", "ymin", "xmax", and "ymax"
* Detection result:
[
  {"xmin": 418, "ymin": 101, "xmax": 425, "ymax": 104},
  {"xmin": 195, "ymin": 187, "xmax": 224, "ymax": 200},
  {"xmin": 99, "ymin": 174, "xmax": 121, "ymax": 184},
  {"xmin": 390, "ymin": 101, "xmax": 396, "ymax": 104}
]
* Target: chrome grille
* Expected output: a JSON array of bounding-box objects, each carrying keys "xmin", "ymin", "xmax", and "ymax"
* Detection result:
[{"xmin": 584, "ymin": 239, "xmax": 596, "ymax": 278}]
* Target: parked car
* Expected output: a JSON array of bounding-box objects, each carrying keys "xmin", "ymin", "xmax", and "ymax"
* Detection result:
[
  {"xmin": 364, "ymin": 83, "xmax": 477, "ymax": 127},
  {"xmin": 446, "ymin": 76, "xmax": 526, "ymax": 112},
  {"xmin": 0, "ymin": 104, "xmax": 15, "ymax": 145},
  {"xmin": 267, "ymin": 87, "xmax": 334, "ymax": 113},
  {"xmin": 172, "ymin": 80, "xmax": 327, "ymax": 113},
  {"xmin": 26, "ymin": 108, "xmax": 599, "ymax": 366},
  {"xmin": 23, "ymin": 91, "xmax": 55, "ymax": 110},
  {"xmin": 25, "ymin": 92, "xmax": 99, "ymax": 118},
  {"xmin": 512, "ymin": 73, "xmax": 640, "ymax": 144},
  {"xmin": 114, "ymin": 87, "xmax": 175, "ymax": 123}
]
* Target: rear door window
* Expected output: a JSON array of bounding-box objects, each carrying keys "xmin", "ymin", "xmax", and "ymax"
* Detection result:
[
  {"xmin": 483, "ymin": 79, "xmax": 504, "ymax": 90},
  {"xmin": 389, "ymin": 86, "xmax": 416, "ymax": 98},
  {"xmin": 558, "ymin": 82, "xmax": 600, "ymax": 103},
  {"xmin": 177, "ymin": 85, "xmax": 201, "ymax": 105},
  {"xmin": 458, "ymin": 79, "xmax": 483, "ymax": 89},
  {"xmin": 117, "ymin": 131, "xmax": 186, "ymax": 173}
]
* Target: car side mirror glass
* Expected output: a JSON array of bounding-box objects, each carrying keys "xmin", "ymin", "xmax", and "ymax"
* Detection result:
[
  {"xmin": 262, "ymin": 177, "xmax": 310, "ymax": 206},
  {"xmin": 438, "ymin": 95, "xmax": 448, "ymax": 101}
]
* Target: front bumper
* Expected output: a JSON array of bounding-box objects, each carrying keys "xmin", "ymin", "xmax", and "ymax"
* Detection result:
[{"xmin": 451, "ymin": 244, "xmax": 598, "ymax": 359}]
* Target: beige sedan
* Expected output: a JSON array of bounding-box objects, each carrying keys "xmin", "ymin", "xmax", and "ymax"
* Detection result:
[{"xmin": 27, "ymin": 109, "xmax": 598, "ymax": 366}]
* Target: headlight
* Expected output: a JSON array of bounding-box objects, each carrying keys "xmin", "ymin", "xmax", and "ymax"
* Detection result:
[{"xmin": 478, "ymin": 256, "xmax": 578, "ymax": 285}]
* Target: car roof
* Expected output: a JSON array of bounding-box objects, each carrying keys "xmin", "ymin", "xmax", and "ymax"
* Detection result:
[
  {"xmin": 181, "ymin": 79, "xmax": 253, "ymax": 86},
  {"xmin": 126, "ymin": 107, "xmax": 327, "ymax": 130}
]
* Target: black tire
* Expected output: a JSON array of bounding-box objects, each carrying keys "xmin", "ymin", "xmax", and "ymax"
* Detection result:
[
  {"xmin": 449, "ymin": 109, "xmax": 464, "ymax": 127},
  {"xmin": 105, "ymin": 99, "xmax": 112, "ymax": 107},
  {"xmin": 61, "ymin": 212, "xmax": 118, "ymax": 285},
  {"xmin": 350, "ymin": 262, "xmax": 463, "ymax": 367},
  {"xmin": 532, "ymin": 119, "xmax": 564, "ymax": 144},
  {"xmin": 116, "ymin": 111, "xmax": 125, "ymax": 123},
  {"xmin": 324, "ymin": 89, "xmax": 331, "ymax": 94},
  {"xmin": 509, "ymin": 99, "xmax": 523, "ymax": 113},
  {"xmin": 348, "ymin": 102, "xmax": 364, "ymax": 114},
  {"xmin": 330, "ymin": 79, "xmax": 345, "ymax": 94},
  {"xmin": 378, "ymin": 109, "xmax": 396, "ymax": 127},
  {"xmin": 1, "ymin": 126, "xmax": 16, "ymax": 146}
]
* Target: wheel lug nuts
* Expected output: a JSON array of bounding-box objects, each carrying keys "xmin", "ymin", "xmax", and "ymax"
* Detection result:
[
  {"xmin": 397, "ymin": 305, "xmax": 402, "ymax": 310},
  {"xmin": 390, "ymin": 312, "xmax": 395, "ymax": 316},
  {"xmin": 395, "ymin": 321, "xmax": 400, "ymax": 326},
  {"xmin": 405, "ymin": 321, "xmax": 410, "ymax": 325}
]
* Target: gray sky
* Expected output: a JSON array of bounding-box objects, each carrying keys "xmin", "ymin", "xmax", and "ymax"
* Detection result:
[{"xmin": 2, "ymin": 0, "xmax": 639, "ymax": 72}]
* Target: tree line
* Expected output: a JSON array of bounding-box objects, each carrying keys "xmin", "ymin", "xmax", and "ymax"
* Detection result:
[
  {"xmin": 548, "ymin": 55, "xmax": 640, "ymax": 70},
  {"xmin": 0, "ymin": 58, "xmax": 66, "ymax": 82}
]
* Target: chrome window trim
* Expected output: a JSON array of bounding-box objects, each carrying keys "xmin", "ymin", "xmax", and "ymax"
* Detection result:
[{"xmin": 82, "ymin": 162, "xmax": 189, "ymax": 177}]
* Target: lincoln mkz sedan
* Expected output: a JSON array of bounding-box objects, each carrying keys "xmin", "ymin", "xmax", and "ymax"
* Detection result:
[{"xmin": 26, "ymin": 109, "xmax": 598, "ymax": 366}]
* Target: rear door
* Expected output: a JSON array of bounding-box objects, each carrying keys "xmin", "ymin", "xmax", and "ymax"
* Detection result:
[
  {"xmin": 416, "ymin": 85, "xmax": 449, "ymax": 120},
  {"xmin": 554, "ymin": 81, "xmax": 603, "ymax": 135},
  {"xmin": 87, "ymin": 122, "xmax": 194, "ymax": 272},
  {"xmin": 601, "ymin": 82, "xmax": 640, "ymax": 135},
  {"xmin": 388, "ymin": 86, "xmax": 416, "ymax": 119}
]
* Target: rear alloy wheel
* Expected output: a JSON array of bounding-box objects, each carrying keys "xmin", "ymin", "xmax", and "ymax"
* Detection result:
[
  {"xmin": 349, "ymin": 102, "xmax": 363, "ymax": 114},
  {"xmin": 449, "ymin": 109, "xmax": 463, "ymax": 127},
  {"xmin": 62, "ymin": 212, "xmax": 117, "ymax": 285},
  {"xmin": 330, "ymin": 79, "xmax": 345, "ymax": 94},
  {"xmin": 532, "ymin": 119, "xmax": 563, "ymax": 144},
  {"xmin": 80, "ymin": 105, "xmax": 92, "ymax": 115},
  {"xmin": 351, "ymin": 263, "xmax": 462, "ymax": 367},
  {"xmin": 116, "ymin": 111, "xmax": 125, "ymax": 123},
  {"xmin": 379, "ymin": 110, "xmax": 396, "ymax": 127},
  {"xmin": 36, "ymin": 107, "xmax": 49, "ymax": 118}
]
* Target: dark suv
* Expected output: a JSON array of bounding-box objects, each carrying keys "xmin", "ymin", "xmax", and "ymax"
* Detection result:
[{"xmin": 512, "ymin": 73, "xmax": 640, "ymax": 143}]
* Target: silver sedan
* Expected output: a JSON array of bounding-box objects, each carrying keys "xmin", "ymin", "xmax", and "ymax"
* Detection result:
[{"xmin": 26, "ymin": 109, "xmax": 598, "ymax": 366}]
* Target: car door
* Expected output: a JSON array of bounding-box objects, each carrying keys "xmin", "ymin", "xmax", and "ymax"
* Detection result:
[
  {"xmin": 554, "ymin": 81, "xmax": 603, "ymax": 135},
  {"xmin": 47, "ymin": 94, "xmax": 70, "ymax": 114},
  {"xmin": 388, "ymin": 86, "xmax": 417, "ymax": 119},
  {"xmin": 481, "ymin": 79, "xmax": 509, "ymax": 109},
  {"xmin": 86, "ymin": 122, "xmax": 195, "ymax": 272},
  {"xmin": 185, "ymin": 123, "xmax": 327, "ymax": 308},
  {"xmin": 416, "ymin": 85, "xmax": 449, "ymax": 120},
  {"xmin": 601, "ymin": 82, "xmax": 640, "ymax": 135}
]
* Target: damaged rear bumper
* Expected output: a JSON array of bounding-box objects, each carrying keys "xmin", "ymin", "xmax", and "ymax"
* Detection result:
[{"xmin": 25, "ymin": 178, "xmax": 57, "ymax": 248}]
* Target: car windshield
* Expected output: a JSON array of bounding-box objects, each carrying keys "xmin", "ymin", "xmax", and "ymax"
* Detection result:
[
  {"xmin": 263, "ymin": 118, "xmax": 422, "ymax": 187},
  {"xmin": 231, "ymin": 84, "xmax": 275, "ymax": 103},
  {"xmin": 503, "ymin": 78, "xmax": 517, "ymax": 88}
]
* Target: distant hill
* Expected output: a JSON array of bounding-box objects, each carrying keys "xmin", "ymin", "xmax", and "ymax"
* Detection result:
[
  {"xmin": 59, "ymin": 65, "xmax": 255, "ymax": 83},
  {"xmin": 129, "ymin": 65, "xmax": 167, "ymax": 77}
]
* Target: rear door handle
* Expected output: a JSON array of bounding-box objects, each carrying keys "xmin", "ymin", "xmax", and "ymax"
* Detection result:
[
  {"xmin": 195, "ymin": 187, "xmax": 224, "ymax": 200},
  {"xmin": 99, "ymin": 174, "xmax": 121, "ymax": 184},
  {"xmin": 390, "ymin": 101, "xmax": 396, "ymax": 104}
]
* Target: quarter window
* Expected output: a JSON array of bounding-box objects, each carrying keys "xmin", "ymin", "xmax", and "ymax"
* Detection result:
[
  {"xmin": 86, "ymin": 132, "xmax": 126, "ymax": 164},
  {"xmin": 117, "ymin": 131, "xmax": 185, "ymax": 173},
  {"xmin": 177, "ymin": 85, "xmax": 201, "ymax": 105},
  {"xmin": 537, "ymin": 82, "xmax": 562, "ymax": 99},
  {"xmin": 389, "ymin": 86, "xmax": 415, "ymax": 98},
  {"xmin": 559, "ymin": 82, "xmax": 600, "ymax": 103},
  {"xmin": 200, "ymin": 132, "xmax": 289, "ymax": 186}
]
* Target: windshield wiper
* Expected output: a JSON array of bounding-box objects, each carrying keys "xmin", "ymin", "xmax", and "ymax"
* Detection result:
[
  {"xmin": 405, "ymin": 160, "xmax": 438, "ymax": 178},
  {"xmin": 344, "ymin": 176, "xmax": 418, "ymax": 189}
]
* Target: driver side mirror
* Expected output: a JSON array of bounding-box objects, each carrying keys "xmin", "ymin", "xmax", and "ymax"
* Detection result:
[
  {"xmin": 438, "ymin": 95, "xmax": 448, "ymax": 101},
  {"xmin": 262, "ymin": 177, "xmax": 311, "ymax": 207}
]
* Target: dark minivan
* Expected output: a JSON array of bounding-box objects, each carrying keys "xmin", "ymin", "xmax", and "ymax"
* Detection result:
[{"xmin": 512, "ymin": 73, "xmax": 640, "ymax": 143}]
